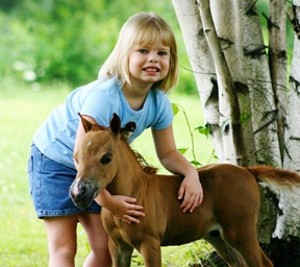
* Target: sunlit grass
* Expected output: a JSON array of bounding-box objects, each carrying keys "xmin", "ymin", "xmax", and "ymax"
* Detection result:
[{"xmin": 0, "ymin": 80, "xmax": 215, "ymax": 266}]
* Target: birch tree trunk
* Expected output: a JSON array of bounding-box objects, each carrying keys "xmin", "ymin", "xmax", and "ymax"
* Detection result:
[
  {"xmin": 284, "ymin": 2, "xmax": 300, "ymax": 171},
  {"xmin": 172, "ymin": 0, "xmax": 225, "ymax": 160},
  {"xmin": 198, "ymin": 0, "xmax": 250, "ymax": 166},
  {"xmin": 237, "ymin": 0, "xmax": 281, "ymax": 166},
  {"xmin": 209, "ymin": 0, "xmax": 257, "ymax": 166},
  {"xmin": 172, "ymin": 0, "xmax": 300, "ymax": 266},
  {"xmin": 269, "ymin": 0, "xmax": 288, "ymax": 162}
]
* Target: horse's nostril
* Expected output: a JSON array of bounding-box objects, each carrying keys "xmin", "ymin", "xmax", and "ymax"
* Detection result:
[{"xmin": 79, "ymin": 184, "xmax": 86, "ymax": 196}]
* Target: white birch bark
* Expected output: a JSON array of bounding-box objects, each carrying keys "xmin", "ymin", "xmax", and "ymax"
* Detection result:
[
  {"xmin": 260, "ymin": 181, "xmax": 300, "ymax": 239},
  {"xmin": 197, "ymin": 0, "xmax": 239, "ymax": 164},
  {"xmin": 284, "ymin": 3, "xmax": 300, "ymax": 171},
  {"xmin": 269, "ymin": 0, "xmax": 288, "ymax": 161},
  {"xmin": 172, "ymin": 0, "xmax": 225, "ymax": 161},
  {"xmin": 239, "ymin": 1, "xmax": 281, "ymax": 166},
  {"xmin": 195, "ymin": 0, "xmax": 257, "ymax": 165},
  {"xmin": 210, "ymin": 0, "xmax": 256, "ymax": 166}
]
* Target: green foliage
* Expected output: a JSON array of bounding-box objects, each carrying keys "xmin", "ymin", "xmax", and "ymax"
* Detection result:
[
  {"xmin": 128, "ymin": 240, "xmax": 216, "ymax": 266},
  {"xmin": 172, "ymin": 102, "xmax": 212, "ymax": 167},
  {"xmin": 195, "ymin": 125, "xmax": 211, "ymax": 138},
  {"xmin": 0, "ymin": 0, "xmax": 197, "ymax": 94}
]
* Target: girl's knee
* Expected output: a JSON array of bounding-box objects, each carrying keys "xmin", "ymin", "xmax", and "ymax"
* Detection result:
[
  {"xmin": 44, "ymin": 216, "xmax": 78, "ymax": 260},
  {"xmin": 49, "ymin": 237, "xmax": 77, "ymax": 259}
]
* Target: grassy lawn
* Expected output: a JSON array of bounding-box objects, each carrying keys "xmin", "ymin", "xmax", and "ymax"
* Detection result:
[{"xmin": 0, "ymin": 81, "xmax": 215, "ymax": 266}]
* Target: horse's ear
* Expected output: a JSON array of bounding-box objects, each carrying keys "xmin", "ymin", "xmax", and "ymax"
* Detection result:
[
  {"xmin": 110, "ymin": 113, "xmax": 121, "ymax": 135},
  {"xmin": 78, "ymin": 113, "xmax": 94, "ymax": 133},
  {"xmin": 78, "ymin": 112, "xmax": 104, "ymax": 133},
  {"xmin": 121, "ymin": 121, "xmax": 136, "ymax": 139}
]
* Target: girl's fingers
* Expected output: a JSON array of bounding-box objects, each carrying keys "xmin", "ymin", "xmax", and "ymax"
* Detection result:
[
  {"xmin": 121, "ymin": 215, "xmax": 140, "ymax": 224},
  {"xmin": 180, "ymin": 195, "xmax": 194, "ymax": 213}
]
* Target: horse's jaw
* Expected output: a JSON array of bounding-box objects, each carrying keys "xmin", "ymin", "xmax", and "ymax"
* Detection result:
[{"xmin": 106, "ymin": 171, "xmax": 143, "ymax": 197}]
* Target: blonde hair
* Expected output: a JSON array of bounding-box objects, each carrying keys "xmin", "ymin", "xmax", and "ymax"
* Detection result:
[{"xmin": 99, "ymin": 12, "xmax": 178, "ymax": 92}]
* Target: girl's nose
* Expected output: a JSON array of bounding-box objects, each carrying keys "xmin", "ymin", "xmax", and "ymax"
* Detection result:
[{"xmin": 148, "ymin": 52, "xmax": 158, "ymax": 62}]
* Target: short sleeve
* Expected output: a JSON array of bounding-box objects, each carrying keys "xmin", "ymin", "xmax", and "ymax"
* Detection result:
[
  {"xmin": 79, "ymin": 80, "xmax": 121, "ymax": 127},
  {"xmin": 151, "ymin": 92, "xmax": 174, "ymax": 130}
]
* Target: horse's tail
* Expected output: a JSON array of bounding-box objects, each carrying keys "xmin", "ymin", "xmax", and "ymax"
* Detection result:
[{"xmin": 245, "ymin": 165, "xmax": 300, "ymax": 191}]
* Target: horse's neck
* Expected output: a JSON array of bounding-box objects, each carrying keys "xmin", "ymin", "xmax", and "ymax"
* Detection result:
[{"xmin": 107, "ymin": 142, "xmax": 145, "ymax": 195}]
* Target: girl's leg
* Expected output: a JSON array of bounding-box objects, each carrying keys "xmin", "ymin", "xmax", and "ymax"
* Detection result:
[
  {"xmin": 44, "ymin": 215, "xmax": 78, "ymax": 267},
  {"xmin": 79, "ymin": 213, "xmax": 112, "ymax": 267}
]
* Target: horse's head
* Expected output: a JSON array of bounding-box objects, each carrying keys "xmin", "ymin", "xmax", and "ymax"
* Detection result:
[{"xmin": 70, "ymin": 113, "xmax": 135, "ymax": 208}]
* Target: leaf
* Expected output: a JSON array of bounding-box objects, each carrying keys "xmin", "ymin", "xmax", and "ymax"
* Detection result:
[
  {"xmin": 195, "ymin": 125, "xmax": 211, "ymax": 137},
  {"xmin": 172, "ymin": 102, "xmax": 180, "ymax": 116},
  {"xmin": 178, "ymin": 148, "xmax": 188, "ymax": 154},
  {"xmin": 191, "ymin": 160, "xmax": 201, "ymax": 167}
]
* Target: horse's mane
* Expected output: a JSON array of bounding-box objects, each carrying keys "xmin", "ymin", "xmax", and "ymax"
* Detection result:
[
  {"xmin": 135, "ymin": 150, "xmax": 158, "ymax": 175},
  {"xmin": 120, "ymin": 135, "xmax": 158, "ymax": 175}
]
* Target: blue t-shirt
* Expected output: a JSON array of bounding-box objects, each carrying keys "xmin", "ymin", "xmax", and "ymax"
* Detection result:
[{"xmin": 33, "ymin": 77, "xmax": 173, "ymax": 169}]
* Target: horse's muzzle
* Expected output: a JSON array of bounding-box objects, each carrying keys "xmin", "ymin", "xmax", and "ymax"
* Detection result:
[{"xmin": 69, "ymin": 178, "xmax": 99, "ymax": 208}]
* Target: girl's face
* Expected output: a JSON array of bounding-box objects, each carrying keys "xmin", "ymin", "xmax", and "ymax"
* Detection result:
[{"xmin": 127, "ymin": 42, "xmax": 170, "ymax": 90}]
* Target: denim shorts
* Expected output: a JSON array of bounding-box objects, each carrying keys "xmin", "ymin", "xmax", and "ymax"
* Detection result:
[{"xmin": 28, "ymin": 144, "xmax": 101, "ymax": 218}]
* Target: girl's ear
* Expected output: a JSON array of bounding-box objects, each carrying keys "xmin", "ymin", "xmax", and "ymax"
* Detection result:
[
  {"xmin": 78, "ymin": 113, "xmax": 94, "ymax": 133},
  {"xmin": 110, "ymin": 113, "xmax": 121, "ymax": 135}
]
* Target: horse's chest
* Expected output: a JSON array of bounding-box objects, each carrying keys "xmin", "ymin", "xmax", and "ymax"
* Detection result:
[{"xmin": 102, "ymin": 211, "xmax": 143, "ymax": 243}]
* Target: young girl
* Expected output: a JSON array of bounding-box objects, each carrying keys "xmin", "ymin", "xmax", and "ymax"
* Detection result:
[{"xmin": 28, "ymin": 12, "xmax": 203, "ymax": 267}]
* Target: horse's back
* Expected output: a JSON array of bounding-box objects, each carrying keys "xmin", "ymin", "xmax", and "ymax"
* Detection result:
[
  {"xmin": 160, "ymin": 164, "xmax": 260, "ymax": 246},
  {"xmin": 199, "ymin": 163, "xmax": 259, "ymax": 196},
  {"xmin": 199, "ymin": 163, "xmax": 260, "ymax": 202}
]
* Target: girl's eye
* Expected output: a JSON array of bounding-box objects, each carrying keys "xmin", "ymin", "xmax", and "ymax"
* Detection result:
[
  {"xmin": 138, "ymin": 49, "xmax": 148, "ymax": 54},
  {"xmin": 158, "ymin": 51, "xmax": 169, "ymax": 56}
]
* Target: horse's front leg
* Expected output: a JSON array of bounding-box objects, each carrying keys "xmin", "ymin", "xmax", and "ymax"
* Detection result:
[
  {"xmin": 138, "ymin": 237, "xmax": 162, "ymax": 267},
  {"xmin": 108, "ymin": 237, "xmax": 134, "ymax": 267}
]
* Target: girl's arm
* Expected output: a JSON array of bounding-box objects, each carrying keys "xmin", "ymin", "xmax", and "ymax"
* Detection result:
[
  {"xmin": 74, "ymin": 115, "xmax": 144, "ymax": 224},
  {"xmin": 152, "ymin": 125, "xmax": 203, "ymax": 213}
]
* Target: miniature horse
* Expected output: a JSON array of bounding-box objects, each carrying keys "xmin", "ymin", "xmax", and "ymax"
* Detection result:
[{"xmin": 70, "ymin": 114, "xmax": 299, "ymax": 266}]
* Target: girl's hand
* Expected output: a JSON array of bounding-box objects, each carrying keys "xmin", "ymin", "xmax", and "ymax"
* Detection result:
[
  {"xmin": 96, "ymin": 194, "xmax": 145, "ymax": 224},
  {"xmin": 178, "ymin": 174, "xmax": 203, "ymax": 213}
]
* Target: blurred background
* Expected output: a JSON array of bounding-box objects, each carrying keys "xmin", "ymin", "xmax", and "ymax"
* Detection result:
[{"xmin": 0, "ymin": 0, "xmax": 200, "ymax": 95}]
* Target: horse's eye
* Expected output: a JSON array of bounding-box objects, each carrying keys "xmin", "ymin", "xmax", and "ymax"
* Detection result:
[{"xmin": 100, "ymin": 154, "xmax": 112, "ymax": 165}]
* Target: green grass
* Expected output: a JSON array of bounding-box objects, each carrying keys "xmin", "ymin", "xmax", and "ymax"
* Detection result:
[{"xmin": 0, "ymin": 81, "xmax": 215, "ymax": 266}]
